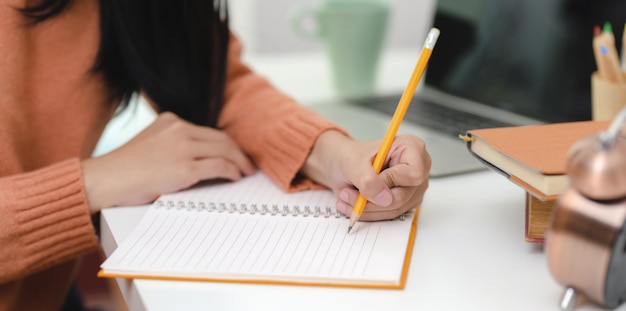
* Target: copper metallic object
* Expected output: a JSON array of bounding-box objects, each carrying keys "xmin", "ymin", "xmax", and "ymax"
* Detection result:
[
  {"xmin": 567, "ymin": 134, "xmax": 626, "ymax": 200},
  {"xmin": 546, "ymin": 108, "xmax": 626, "ymax": 310}
]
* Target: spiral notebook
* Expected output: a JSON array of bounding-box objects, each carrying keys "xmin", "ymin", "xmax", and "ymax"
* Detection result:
[{"xmin": 99, "ymin": 172, "xmax": 418, "ymax": 289}]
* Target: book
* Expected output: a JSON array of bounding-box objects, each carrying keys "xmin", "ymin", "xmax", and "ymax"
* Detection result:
[
  {"xmin": 525, "ymin": 192, "xmax": 557, "ymax": 243},
  {"xmin": 98, "ymin": 172, "xmax": 418, "ymax": 289},
  {"xmin": 462, "ymin": 120, "xmax": 611, "ymax": 200}
]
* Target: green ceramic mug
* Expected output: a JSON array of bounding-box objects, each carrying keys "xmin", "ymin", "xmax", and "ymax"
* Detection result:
[{"xmin": 291, "ymin": 0, "xmax": 390, "ymax": 98}]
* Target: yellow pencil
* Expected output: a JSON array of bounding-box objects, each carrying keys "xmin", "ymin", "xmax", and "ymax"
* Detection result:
[{"xmin": 347, "ymin": 27, "xmax": 440, "ymax": 233}]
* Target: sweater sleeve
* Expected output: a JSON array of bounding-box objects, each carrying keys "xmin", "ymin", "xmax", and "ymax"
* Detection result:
[
  {"xmin": 218, "ymin": 33, "xmax": 350, "ymax": 192},
  {"xmin": 0, "ymin": 159, "xmax": 99, "ymax": 284}
]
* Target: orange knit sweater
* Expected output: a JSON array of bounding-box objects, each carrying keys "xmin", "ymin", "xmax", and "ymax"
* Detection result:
[{"xmin": 0, "ymin": 1, "xmax": 341, "ymax": 310}]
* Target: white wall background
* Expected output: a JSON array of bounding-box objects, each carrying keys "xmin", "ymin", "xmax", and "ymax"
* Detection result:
[{"xmin": 229, "ymin": 0, "xmax": 436, "ymax": 56}]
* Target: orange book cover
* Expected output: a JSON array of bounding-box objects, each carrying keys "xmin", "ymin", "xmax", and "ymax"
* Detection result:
[{"xmin": 464, "ymin": 120, "xmax": 611, "ymax": 199}]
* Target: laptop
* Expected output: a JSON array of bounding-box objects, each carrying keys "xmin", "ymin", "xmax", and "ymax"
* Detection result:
[{"xmin": 309, "ymin": 0, "xmax": 626, "ymax": 177}]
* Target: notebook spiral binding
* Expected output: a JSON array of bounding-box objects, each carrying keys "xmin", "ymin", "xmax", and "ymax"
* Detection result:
[
  {"xmin": 155, "ymin": 199, "xmax": 347, "ymax": 219},
  {"xmin": 154, "ymin": 199, "xmax": 407, "ymax": 221}
]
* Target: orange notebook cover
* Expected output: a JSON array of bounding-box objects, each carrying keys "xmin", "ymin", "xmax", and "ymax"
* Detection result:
[
  {"xmin": 98, "ymin": 172, "xmax": 418, "ymax": 289},
  {"xmin": 464, "ymin": 120, "xmax": 610, "ymax": 199}
]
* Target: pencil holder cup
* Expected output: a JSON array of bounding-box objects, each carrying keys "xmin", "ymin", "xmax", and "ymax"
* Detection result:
[
  {"xmin": 591, "ymin": 72, "xmax": 626, "ymax": 121},
  {"xmin": 290, "ymin": 0, "xmax": 390, "ymax": 98}
]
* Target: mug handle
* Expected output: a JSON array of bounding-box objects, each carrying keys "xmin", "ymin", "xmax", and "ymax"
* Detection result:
[{"xmin": 290, "ymin": 7, "xmax": 321, "ymax": 40}]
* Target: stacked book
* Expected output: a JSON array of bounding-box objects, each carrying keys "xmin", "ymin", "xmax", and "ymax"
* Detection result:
[{"xmin": 462, "ymin": 120, "xmax": 611, "ymax": 243}]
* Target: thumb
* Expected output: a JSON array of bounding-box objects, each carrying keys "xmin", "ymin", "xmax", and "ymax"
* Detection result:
[{"xmin": 355, "ymin": 174, "xmax": 393, "ymax": 207}]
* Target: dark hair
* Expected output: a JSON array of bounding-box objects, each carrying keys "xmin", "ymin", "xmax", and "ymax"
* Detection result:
[{"xmin": 21, "ymin": 0, "xmax": 230, "ymax": 127}]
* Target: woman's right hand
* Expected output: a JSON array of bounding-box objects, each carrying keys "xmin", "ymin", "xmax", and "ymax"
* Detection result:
[{"xmin": 81, "ymin": 112, "xmax": 256, "ymax": 213}]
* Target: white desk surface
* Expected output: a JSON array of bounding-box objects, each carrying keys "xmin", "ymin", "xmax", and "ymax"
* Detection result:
[{"xmin": 99, "ymin": 50, "xmax": 623, "ymax": 311}]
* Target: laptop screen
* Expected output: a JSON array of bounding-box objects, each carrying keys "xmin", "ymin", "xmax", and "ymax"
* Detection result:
[{"xmin": 426, "ymin": 0, "xmax": 626, "ymax": 123}]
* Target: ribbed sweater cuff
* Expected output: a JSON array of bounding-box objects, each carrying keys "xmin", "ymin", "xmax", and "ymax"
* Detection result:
[
  {"xmin": 10, "ymin": 159, "xmax": 99, "ymax": 272},
  {"xmin": 262, "ymin": 111, "xmax": 349, "ymax": 192}
]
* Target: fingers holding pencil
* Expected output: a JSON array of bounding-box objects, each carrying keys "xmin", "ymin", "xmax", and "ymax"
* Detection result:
[
  {"xmin": 336, "ymin": 135, "xmax": 431, "ymax": 222},
  {"xmin": 347, "ymin": 27, "xmax": 439, "ymax": 233}
]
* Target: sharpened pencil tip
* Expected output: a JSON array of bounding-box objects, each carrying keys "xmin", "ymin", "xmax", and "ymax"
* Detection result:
[{"xmin": 347, "ymin": 226, "xmax": 352, "ymax": 234}]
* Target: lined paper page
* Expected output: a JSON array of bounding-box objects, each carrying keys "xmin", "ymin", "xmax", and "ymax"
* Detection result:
[{"xmin": 101, "ymin": 173, "xmax": 414, "ymax": 286}]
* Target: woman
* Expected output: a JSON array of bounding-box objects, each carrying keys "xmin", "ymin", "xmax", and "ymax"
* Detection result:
[{"xmin": 0, "ymin": 0, "xmax": 431, "ymax": 309}]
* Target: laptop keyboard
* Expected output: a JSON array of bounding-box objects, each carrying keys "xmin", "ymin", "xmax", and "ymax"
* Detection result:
[{"xmin": 350, "ymin": 95, "xmax": 514, "ymax": 138}]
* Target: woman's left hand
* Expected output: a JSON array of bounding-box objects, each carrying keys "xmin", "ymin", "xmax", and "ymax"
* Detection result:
[{"xmin": 302, "ymin": 130, "xmax": 431, "ymax": 221}]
